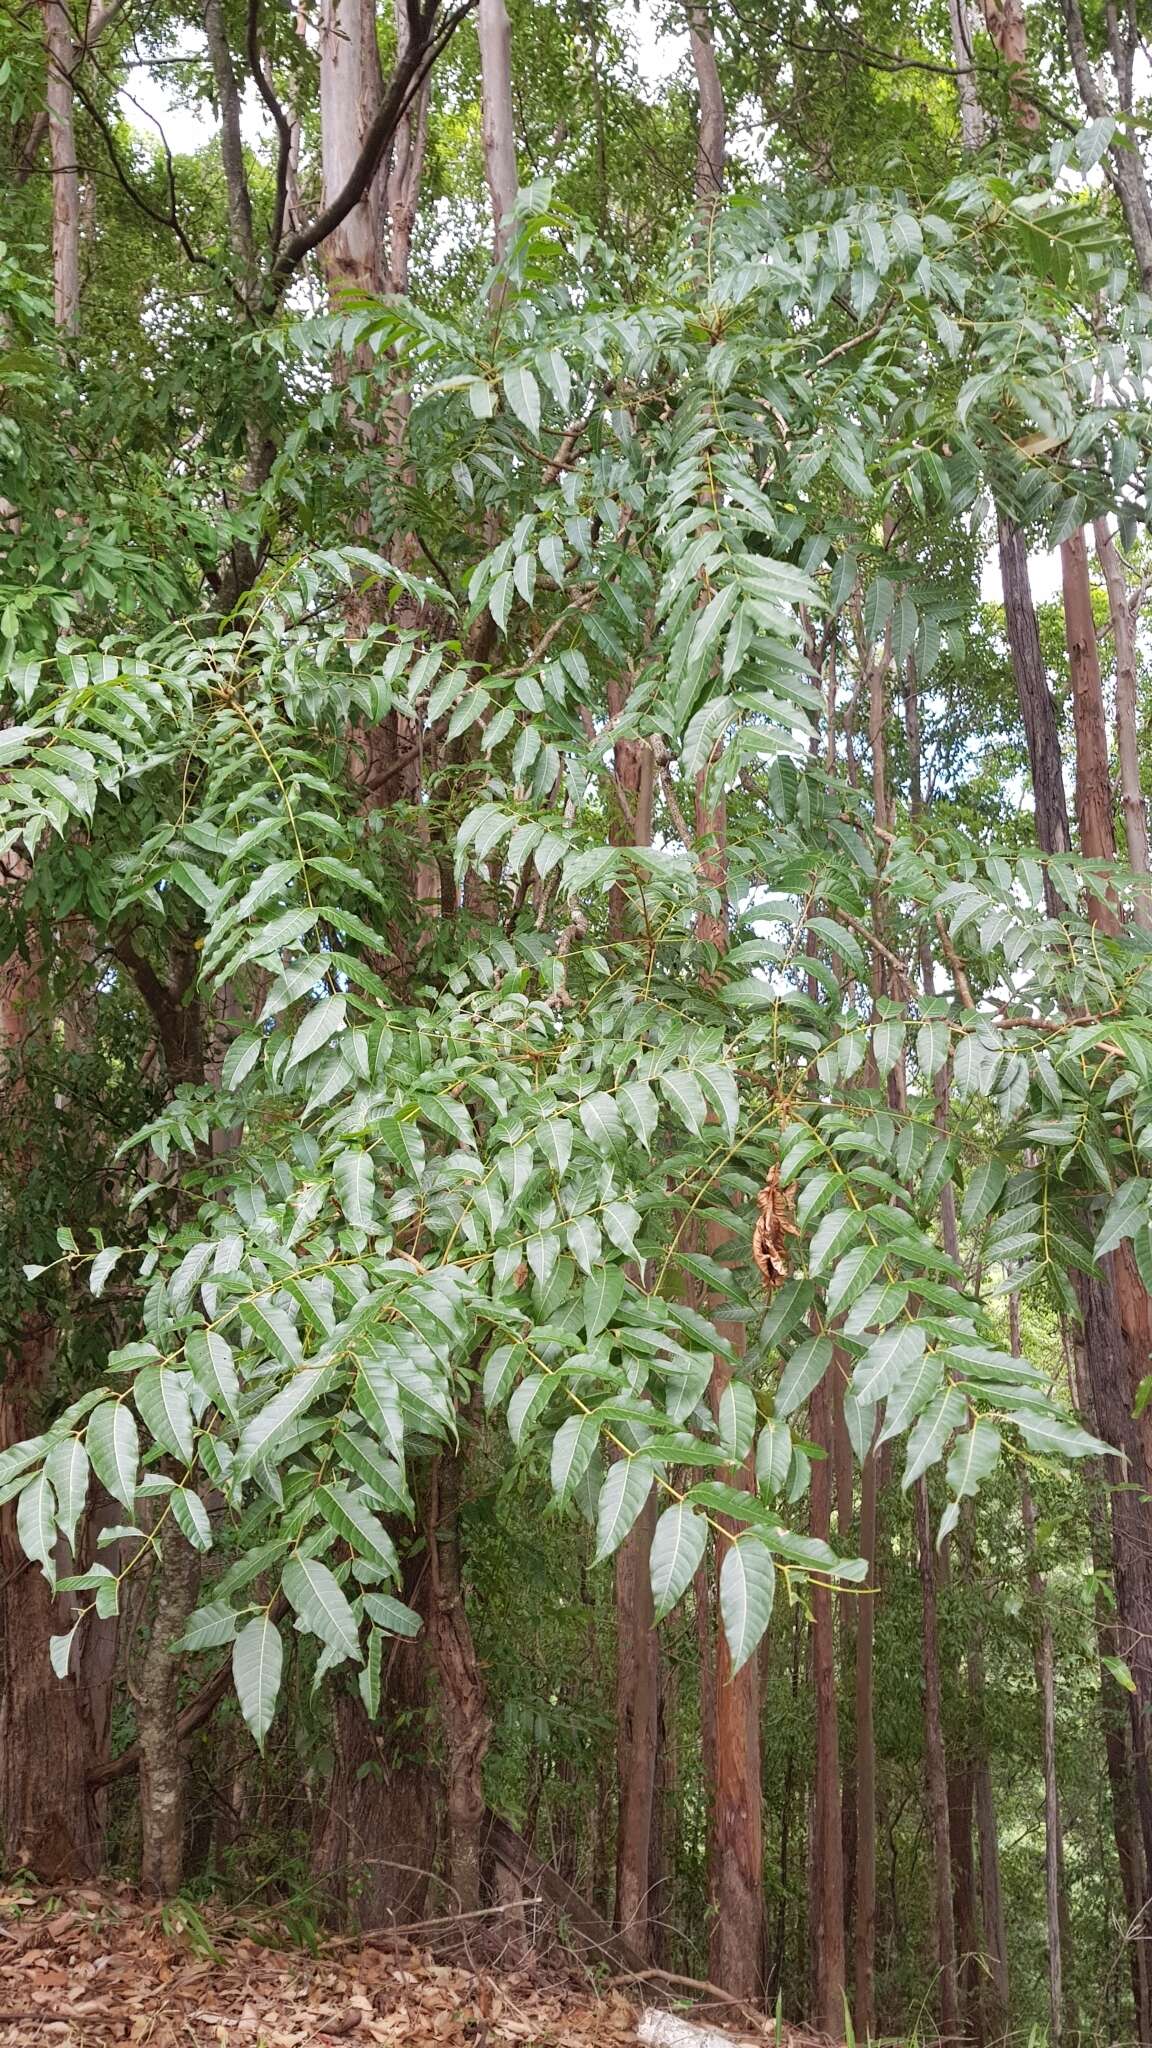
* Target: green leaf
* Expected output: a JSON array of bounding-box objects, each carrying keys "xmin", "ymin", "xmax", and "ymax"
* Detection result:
[
  {"xmin": 960, "ymin": 1160, "xmax": 1006, "ymax": 1232},
  {"xmin": 286, "ymin": 995, "xmax": 346, "ymax": 1072},
  {"xmin": 187, "ymin": 1330, "xmax": 240, "ymax": 1423},
  {"xmin": 852, "ymin": 1326, "xmax": 925, "ymax": 1405},
  {"xmin": 618, "ymin": 1080, "xmax": 659, "ymax": 1150},
  {"xmin": 508, "ymin": 1372, "xmax": 551, "ymax": 1446},
  {"xmin": 719, "ymin": 1536, "xmax": 776, "ymax": 1674},
  {"xmin": 90, "ymin": 1247, "xmax": 124, "ymax": 1297},
  {"xmin": 333, "ymin": 1148, "xmax": 376, "ymax": 1232},
  {"xmin": 134, "ymin": 1365, "xmax": 194, "ymax": 1463},
  {"xmin": 649, "ymin": 1504, "xmax": 707, "ymax": 1620},
  {"xmin": 173, "ymin": 1600, "xmax": 241, "ymax": 1652},
  {"xmin": 17, "ymin": 1473, "xmax": 57, "ymax": 1571},
  {"xmin": 660, "ymin": 1069, "xmax": 708, "ymax": 1136},
  {"xmin": 594, "ymin": 1458, "xmax": 654, "ymax": 1562},
  {"xmin": 902, "ymin": 1387, "xmax": 965, "ymax": 1489},
  {"xmin": 755, "ymin": 1418, "xmax": 792, "ymax": 1495},
  {"xmin": 717, "ymin": 1380, "xmax": 757, "ymax": 1462},
  {"xmin": 222, "ymin": 1035, "xmax": 262, "ymax": 1091},
  {"xmin": 50, "ymin": 1627, "xmax": 77, "ymax": 1679},
  {"xmin": 504, "ymin": 365, "xmax": 541, "ymax": 434},
  {"xmin": 566, "ymin": 1214, "xmax": 602, "ymax": 1274},
  {"xmin": 1012, "ymin": 1411, "xmax": 1110, "ymax": 1460},
  {"xmin": 1103, "ymin": 1652, "xmax": 1137, "ymax": 1694},
  {"xmin": 361, "ymin": 1592, "xmax": 422, "ymax": 1637},
  {"xmin": 776, "ymin": 1336, "xmax": 832, "ymax": 1417},
  {"xmin": 232, "ymin": 1614, "xmax": 283, "ymax": 1749},
  {"xmin": 282, "ymin": 1556, "xmax": 361, "ymax": 1662},
  {"xmin": 579, "ymin": 1091, "xmax": 625, "ymax": 1152},
  {"xmin": 317, "ymin": 1483, "xmax": 398, "ymax": 1574},
  {"xmin": 1095, "ymin": 1180, "xmax": 1150, "ymax": 1259},
  {"xmin": 946, "ymin": 1421, "xmax": 1001, "ymax": 1499},
  {"xmin": 583, "ymin": 1267, "xmax": 625, "ymax": 1340},
  {"xmin": 45, "ymin": 1439, "xmax": 89, "ymax": 1555},
  {"xmin": 237, "ymin": 1368, "xmax": 332, "ymax": 1476},
  {"xmin": 170, "ymin": 1487, "xmax": 213, "ymax": 1551},
  {"xmin": 826, "ymin": 1243, "xmax": 886, "ymax": 1319},
  {"xmin": 550, "ymin": 1412, "xmax": 600, "ymax": 1505},
  {"xmin": 86, "ymin": 1402, "xmax": 139, "ymax": 1512},
  {"xmin": 810, "ymin": 1207, "xmax": 864, "ymax": 1275}
]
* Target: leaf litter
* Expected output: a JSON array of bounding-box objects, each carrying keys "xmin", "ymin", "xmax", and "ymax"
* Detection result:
[{"xmin": 0, "ymin": 1882, "xmax": 652, "ymax": 2047}]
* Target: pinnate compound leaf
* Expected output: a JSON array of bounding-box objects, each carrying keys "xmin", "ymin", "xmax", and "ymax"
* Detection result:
[
  {"xmin": 946, "ymin": 1420, "xmax": 1001, "ymax": 1498},
  {"xmin": 550, "ymin": 1412, "xmax": 600, "ymax": 1505},
  {"xmin": 135, "ymin": 1365, "xmax": 195, "ymax": 1463},
  {"xmin": 17, "ymin": 1473, "xmax": 57, "ymax": 1571}
]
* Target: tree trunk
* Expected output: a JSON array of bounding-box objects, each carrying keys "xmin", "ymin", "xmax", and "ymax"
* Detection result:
[
  {"xmin": 476, "ymin": 0, "xmax": 518, "ymax": 262},
  {"xmin": 915, "ymin": 1480, "xmax": 960, "ymax": 2038},
  {"xmin": 810, "ymin": 1365, "xmax": 846, "ymax": 2037},
  {"xmin": 615, "ymin": 1490, "xmax": 659, "ymax": 1956},
  {"xmin": 1093, "ymin": 519, "xmax": 1152, "ymax": 926},
  {"xmin": 1062, "ymin": 528, "xmax": 1121, "ymax": 935},
  {"xmin": 137, "ymin": 1525, "xmax": 202, "ymax": 1896},
  {"xmin": 427, "ymin": 1453, "xmax": 490, "ymax": 1914},
  {"xmin": 853, "ymin": 1435, "xmax": 878, "ymax": 2038},
  {"xmin": 1021, "ymin": 1475, "xmax": 1065, "ymax": 2045},
  {"xmin": 687, "ymin": 6, "xmax": 725, "ymax": 212},
  {"xmin": 318, "ymin": 0, "xmax": 384, "ymax": 296},
  {"xmin": 204, "ymin": 0, "xmax": 256, "ymax": 285},
  {"xmin": 41, "ymin": 0, "xmax": 81, "ymax": 333},
  {"xmin": 998, "ymin": 519, "xmax": 1071, "ymax": 908},
  {"xmin": 0, "ymin": 1347, "xmax": 114, "ymax": 1879},
  {"xmin": 384, "ymin": 0, "xmax": 431, "ymax": 294}
]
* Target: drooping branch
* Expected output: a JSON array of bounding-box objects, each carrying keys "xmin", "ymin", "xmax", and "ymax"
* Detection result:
[
  {"xmin": 266, "ymin": 0, "xmax": 476, "ymax": 305},
  {"xmin": 246, "ymin": 0, "xmax": 295, "ymax": 256}
]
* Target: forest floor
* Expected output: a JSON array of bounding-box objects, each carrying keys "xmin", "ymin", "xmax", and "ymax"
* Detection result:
[{"xmin": 0, "ymin": 1883, "xmax": 784, "ymax": 2048}]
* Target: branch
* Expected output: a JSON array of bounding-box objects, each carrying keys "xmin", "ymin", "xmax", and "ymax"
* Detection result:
[
  {"xmin": 265, "ymin": 0, "xmax": 477, "ymax": 305},
  {"xmin": 246, "ymin": 0, "xmax": 294, "ymax": 256}
]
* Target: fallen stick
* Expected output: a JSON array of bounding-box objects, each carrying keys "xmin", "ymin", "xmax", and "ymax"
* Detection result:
[{"xmin": 638, "ymin": 2008, "xmax": 760, "ymax": 2048}]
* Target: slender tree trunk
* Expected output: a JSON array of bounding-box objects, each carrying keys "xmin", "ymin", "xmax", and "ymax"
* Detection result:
[
  {"xmin": 1021, "ymin": 1475, "xmax": 1065, "ymax": 2044},
  {"xmin": 311, "ymin": 1552, "xmax": 437, "ymax": 1926},
  {"xmin": 384, "ymin": 0, "xmax": 431, "ymax": 294},
  {"xmin": 853, "ymin": 1438, "xmax": 878, "ymax": 2037},
  {"xmin": 998, "ymin": 519, "xmax": 1071, "ymax": 908},
  {"xmin": 1062, "ymin": 528, "xmax": 1121, "ymax": 936},
  {"xmin": 687, "ymin": 6, "xmax": 725, "ymax": 212},
  {"xmin": 204, "ymin": 0, "xmax": 256, "ymax": 284},
  {"xmin": 137, "ymin": 1526, "xmax": 202, "ymax": 1897},
  {"xmin": 615, "ymin": 1491, "xmax": 659, "ymax": 1955},
  {"xmin": 476, "ymin": 0, "xmax": 518, "ymax": 262},
  {"xmin": 318, "ymin": 0, "xmax": 384, "ymax": 296},
  {"xmin": 915, "ymin": 1480, "xmax": 960, "ymax": 2038},
  {"xmin": 1094, "ymin": 519, "xmax": 1152, "ymax": 926},
  {"xmin": 810, "ymin": 1366, "xmax": 846, "ymax": 2036},
  {"xmin": 41, "ymin": 0, "xmax": 81, "ymax": 333},
  {"xmin": 427, "ymin": 1451, "xmax": 490, "ymax": 1913}
]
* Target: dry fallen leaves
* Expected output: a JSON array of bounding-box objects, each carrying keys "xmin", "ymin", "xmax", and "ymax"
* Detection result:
[{"xmin": 0, "ymin": 1883, "xmax": 646, "ymax": 2048}]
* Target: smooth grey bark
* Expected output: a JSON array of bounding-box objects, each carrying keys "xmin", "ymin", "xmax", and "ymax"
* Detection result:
[
  {"xmin": 41, "ymin": 0, "xmax": 80, "ymax": 333},
  {"xmin": 318, "ymin": 0, "xmax": 385, "ymax": 295},
  {"xmin": 687, "ymin": 6, "xmax": 725, "ymax": 211},
  {"xmin": 137, "ymin": 1526, "xmax": 202, "ymax": 1896},
  {"xmin": 1094, "ymin": 519, "xmax": 1152, "ymax": 926},
  {"xmin": 477, "ymin": 0, "xmax": 518, "ymax": 261}
]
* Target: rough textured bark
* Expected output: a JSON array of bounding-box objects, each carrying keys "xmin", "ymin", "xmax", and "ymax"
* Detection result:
[
  {"xmin": 1062, "ymin": 528, "xmax": 1121, "ymax": 936},
  {"xmin": 614, "ymin": 1490, "xmax": 659, "ymax": 1955},
  {"xmin": 998, "ymin": 518, "xmax": 1071, "ymax": 909},
  {"xmin": 809, "ymin": 1366, "xmax": 846, "ymax": 2037},
  {"xmin": 311, "ymin": 1555, "xmax": 437, "ymax": 1926},
  {"xmin": 476, "ymin": 0, "xmax": 518, "ymax": 261},
  {"xmin": 687, "ymin": 7, "xmax": 725, "ymax": 212},
  {"xmin": 915, "ymin": 1479, "xmax": 959, "ymax": 2038},
  {"xmin": 41, "ymin": 0, "xmax": 81, "ymax": 333},
  {"xmin": 947, "ymin": 1759, "xmax": 982, "ymax": 2044},
  {"xmin": 318, "ymin": 0, "xmax": 385, "ymax": 296},
  {"xmin": 853, "ymin": 1436, "xmax": 878, "ymax": 2037},
  {"xmin": 427, "ymin": 1452, "xmax": 490, "ymax": 1913},
  {"xmin": 137, "ymin": 1526, "xmax": 202, "ymax": 1897},
  {"xmin": 1021, "ymin": 1474, "xmax": 1065, "ymax": 2044},
  {"xmin": 1094, "ymin": 519, "xmax": 1152, "ymax": 926}
]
